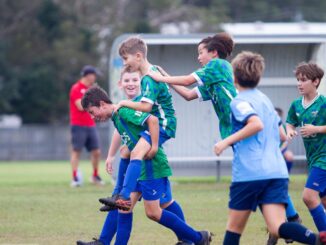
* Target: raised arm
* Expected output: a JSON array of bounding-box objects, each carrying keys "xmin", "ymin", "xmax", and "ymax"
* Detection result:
[
  {"xmin": 171, "ymin": 84, "xmax": 199, "ymax": 101},
  {"xmin": 105, "ymin": 129, "xmax": 122, "ymax": 174}
]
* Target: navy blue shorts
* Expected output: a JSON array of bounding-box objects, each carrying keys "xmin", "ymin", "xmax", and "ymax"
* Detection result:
[
  {"xmin": 305, "ymin": 167, "xmax": 326, "ymax": 198},
  {"xmin": 138, "ymin": 177, "xmax": 172, "ymax": 204},
  {"xmin": 140, "ymin": 127, "xmax": 170, "ymax": 147},
  {"xmin": 71, "ymin": 125, "xmax": 100, "ymax": 151},
  {"xmin": 134, "ymin": 179, "xmax": 172, "ymax": 205},
  {"xmin": 229, "ymin": 178, "xmax": 289, "ymax": 211}
]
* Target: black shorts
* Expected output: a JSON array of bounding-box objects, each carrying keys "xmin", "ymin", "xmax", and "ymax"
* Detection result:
[{"xmin": 71, "ymin": 125, "xmax": 100, "ymax": 151}]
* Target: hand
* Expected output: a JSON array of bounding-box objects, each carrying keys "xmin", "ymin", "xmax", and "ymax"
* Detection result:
[
  {"xmin": 214, "ymin": 141, "xmax": 229, "ymax": 156},
  {"xmin": 287, "ymin": 129, "xmax": 298, "ymax": 140},
  {"xmin": 145, "ymin": 146, "xmax": 158, "ymax": 160},
  {"xmin": 300, "ymin": 124, "xmax": 317, "ymax": 137},
  {"xmin": 147, "ymin": 70, "xmax": 164, "ymax": 82},
  {"xmin": 115, "ymin": 100, "xmax": 127, "ymax": 112},
  {"xmin": 105, "ymin": 156, "xmax": 114, "ymax": 175}
]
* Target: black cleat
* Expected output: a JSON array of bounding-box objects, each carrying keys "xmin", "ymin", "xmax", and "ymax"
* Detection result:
[
  {"xmin": 99, "ymin": 194, "xmax": 131, "ymax": 211},
  {"xmin": 99, "ymin": 205, "xmax": 117, "ymax": 212},
  {"xmin": 196, "ymin": 231, "xmax": 212, "ymax": 245},
  {"xmin": 175, "ymin": 241, "xmax": 194, "ymax": 245},
  {"xmin": 266, "ymin": 233, "xmax": 278, "ymax": 245},
  {"xmin": 76, "ymin": 238, "xmax": 103, "ymax": 245}
]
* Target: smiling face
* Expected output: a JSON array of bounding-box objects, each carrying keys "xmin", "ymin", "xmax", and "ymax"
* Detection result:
[
  {"xmin": 119, "ymin": 71, "xmax": 141, "ymax": 99},
  {"xmin": 296, "ymin": 73, "xmax": 319, "ymax": 96},
  {"xmin": 197, "ymin": 43, "xmax": 214, "ymax": 66}
]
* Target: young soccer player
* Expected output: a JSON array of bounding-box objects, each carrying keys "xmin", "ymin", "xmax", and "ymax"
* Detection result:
[
  {"xmin": 77, "ymin": 70, "xmax": 192, "ymax": 245},
  {"xmin": 286, "ymin": 62, "xmax": 326, "ymax": 233},
  {"xmin": 214, "ymin": 51, "xmax": 325, "ymax": 245},
  {"xmin": 102, "ymin": 36, "xmax": 177, "ymax": 210},
  {"xmin": 147, "ymin": 33, "xmax": 237, "ymax": 139},
  {"xmin": 80, "ymin": 86, "xmax": 212, "ymax": 245}
]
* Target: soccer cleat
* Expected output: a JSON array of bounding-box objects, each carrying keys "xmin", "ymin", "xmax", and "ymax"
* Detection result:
[
  {"xmin": 71, "ymin": 176, "xmax": 82, "ymax": 187},
  {"xmin": 318, "ymin": 231, "xmax": 326, "ymax": 245},
  {"xmin": 99, "ymin": 205, "xmax": 117, "ymax": 212},
  {"xmin": 196, "ymin": 230, "xmax": 212, "ymax": 245},
  {"xmin": 175, "ymin": 241, "xmax": 194, "ymax": 245},
  {"xmin": 76, "ymin": 238, "xmax": 103, "ymax": 245},
  {"xmin": 90, "ymin": 175, "xmax": 105, "ymax": 186},
  {"xmin": 99, "ymin": 194, "xmax": 131, "ymax": 211},
  {"xmin": 266, "ymin": 233, "xmax": 278, "ymax": 245}
]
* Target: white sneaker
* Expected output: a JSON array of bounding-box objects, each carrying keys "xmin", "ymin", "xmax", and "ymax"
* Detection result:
[
  {"xmin": 70, "ymin": 170, "xmax": 83, "ymax": 187},
  {"xmin": 90, "ymin": 175, "xmax": 105, "ymax": 186}
]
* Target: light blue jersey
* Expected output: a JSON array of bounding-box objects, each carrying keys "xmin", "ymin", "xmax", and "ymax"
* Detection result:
[{"xmin": 230, "ymin": 88, "xmax": 288, "ymax": 182}]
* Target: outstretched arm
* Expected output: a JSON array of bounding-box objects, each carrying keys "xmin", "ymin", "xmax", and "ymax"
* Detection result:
[
  {"xmin": 171, "ymin": 84, "xmax": 198, "ymax": 101},
  {"xmin": 147, "ymin": 70, "xmax": 196, "ymax": 86},
  {"xmin": 117, "ymin": 100, "xmax": 152, "ymax": 113},
  {"xmin": 214, "ymin": 115, "xmax": 264, "ymax": 155}
]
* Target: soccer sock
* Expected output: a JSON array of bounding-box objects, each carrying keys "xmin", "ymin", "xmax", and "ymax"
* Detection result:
[
  {"xmin": 165, "ymin": 201, "xmax": 185, "ymax": 221},
  {"xmin": 165, "ymin": 201, "xmax": 192, "ymax": 243},
  {"xmin": 73, "ymin": 169, "xmax": 77, "ymax": 178},
  {"xmin": 279, "ymin": 222, "xmax": 317, "ymax": 244},
  {"xmin": 99, "ymin": 209, "xmax": 118, "ymax": 245},
  {"xmin": 112, "ymin": 158, "xmax": 129, "ymax": 196},
  {"xmin": 158, "ymin": 209, "xmax": 202, "ymax": 243},
  {"xmin": 286, "ymin": 194, "xmax": 298, "ymax": 219},
  {"xmin": 93, "ymin": 167, "xmax": 98, "ymax": 177},
  {"xmin": 286, "ymin": 160, "xmax": 293, "ymax": 173},
  {"xmin": 223, "ymin": 230, "xmax": 241, "ymax": 245},
  {"xmin": 309, "ymin": 204, "xmax": 326, "ymax": 232},
  {"xmin": 120, "ymin": 159, "xmax": 142, "ymax": 199},
  {"xmin": 114, "ymin": 212, "xmax": 133, "ymax": 245}
]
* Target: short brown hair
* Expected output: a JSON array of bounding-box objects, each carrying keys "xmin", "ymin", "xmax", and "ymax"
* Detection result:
[
  {"xmin": 232, "ymin": 51, "xmax": 265, "ymax": 88},
  {"xmin": 207, "ymin": 32, "xmax": 234, "ymax": 59},
  {"xmin": 81, "ymin": 86, "xmax": 112, "ymax": 109},
  {"xmin": 198, "ymin": 36, "xmax": 212, "ymax": 47},
  {"xmin": 294, "ymin": 62, "xmax": 324, "ymax": 88},
  {"xmin": 119, "ymin": 36, "xmax": 147, "ymax": 57}
]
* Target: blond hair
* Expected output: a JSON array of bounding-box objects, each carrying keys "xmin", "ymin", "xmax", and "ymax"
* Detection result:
[
  {"xmin": 232, "ymin": 51, "xmax": 265, "ymax": 88},
  {"xmin": 119, "ymin": 36, "xmax": 147, "ymax": 57}
]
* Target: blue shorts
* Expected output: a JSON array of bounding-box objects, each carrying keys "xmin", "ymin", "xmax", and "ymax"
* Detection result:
[
  {"xmin": 138, "ymin": 177, "xmax": 172, "ymax": 204},
  {"xmin": 229, "ymin": 178, "xmax": 289, "ymax": 211},
  {"xmin": 140, "ymin": 127, "xmax": 170, "ymax": 147},
  {"xmin": 71, "ymin": 126, "xmax": 100, "ymax": 151},
  {"xmin": 305, "ymin": 167, "xmax": 326, "ymax": 198},
  {"xmin": 134, "ymin": 179, "xmax": 172, "ymax": 205}
]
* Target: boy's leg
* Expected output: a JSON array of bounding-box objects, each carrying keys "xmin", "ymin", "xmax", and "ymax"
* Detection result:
[
  {"xmin": 222, "ymin": 209, "xmax": 251, "ymax": 245},
  {"xmin": 112, "ymin": 158, "xmax": 130, "ymax": 196},
  {"xmin": 114, "ymin": 192, "xmax": 141, "ymax": 245},
  {"xmin": 262, "ymin": 203, "xmax": 319, "ymax": 244}
]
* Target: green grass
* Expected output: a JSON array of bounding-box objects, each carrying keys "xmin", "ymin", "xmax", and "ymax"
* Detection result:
[{"xmin": 0, "ymin": 161, "xmax": 316, "ymax": 245}]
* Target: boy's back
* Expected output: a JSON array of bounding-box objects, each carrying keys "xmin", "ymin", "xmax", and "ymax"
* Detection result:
[
  {"xmin": 287, "ymin": 94, "xmax": 326, "ymax": 170},
  {"xmin": 231, "ymin": 88, "xmax": 288, "ymax": 182},
  {"xmin": 141, "ymin": 66, "xmax": 176, "ymax": 138}
]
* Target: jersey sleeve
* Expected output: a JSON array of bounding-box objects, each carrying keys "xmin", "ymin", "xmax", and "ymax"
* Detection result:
[
  {"xmin": 119, "ymin": 108, "xmax": 150, "ymax": 126},
  {"xmin": 195, "ymin": 86, "xmax": 211, "ymax": 101},
  {"xmin": 140, "ymin": 76, "xmax": 160, "ymax": 104},
  {"xmin": 231, "ymin": 99, "xmax": 257, "ymax": 123},
  {"xmin": 286, "ymin": 101, "xmax": 299, "ymax": 127},
  {"xmin": 191, "ymin": 67, "xmax": 208, "ymax": 86}
]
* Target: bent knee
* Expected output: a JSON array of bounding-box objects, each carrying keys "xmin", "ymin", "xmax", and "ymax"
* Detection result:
[{"xmin": 145, "ymin": 210, "xmax": 161, "ymax": 222}]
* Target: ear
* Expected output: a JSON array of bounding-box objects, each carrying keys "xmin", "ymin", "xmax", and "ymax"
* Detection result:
[
  {"xmin": 211, "ymin": 49, "xmax": 218, "ymax": 58},
  {"xmin": 135, "ymin": 52, "xmax": 142, "ymax": 60},
  {"xmin": 313, "ymin": 78, "xmax": 320, "ymax": 87}
]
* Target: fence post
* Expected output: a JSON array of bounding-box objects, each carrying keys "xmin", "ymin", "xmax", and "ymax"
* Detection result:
[{"xmin": 216, "ymin": 160, "xmax": 221, "ymax": 182}]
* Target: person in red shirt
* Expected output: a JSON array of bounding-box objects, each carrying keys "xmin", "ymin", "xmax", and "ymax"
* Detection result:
[{"xmin": 69, "ymin": 65, "xmax": 104, "ymax": 187}]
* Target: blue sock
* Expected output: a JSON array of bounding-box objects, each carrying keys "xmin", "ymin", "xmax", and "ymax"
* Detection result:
[
  {"xmin": 120, "ymin": 159, "xmax": 142, "ymax": 199},
  {"xmin": 223, "ymin": 230, "xmax": 241, "ymax": 245},
  {"xmin": 286, "ymin": 160, "xmax": 293, "ymax": 173},
  {"xmin": 159, "ymin": 209, "xmax": 202, "ymax": 243},
  {"xmin": 279, "ymin": 222, "xmax": 317, "ymax": 244},
  {"xmin": 99, "ymin": 209, "xmax": 118, "ymax": 245},
  {"xmin": 309, "ymin": 204, "xmax": 326, "ymax": 231},
  {"xmin": 114, "ymin": 212, "xmax": 133, "ymax": 245},
  {"xmin": 112, "ymin": 158, "xmax": 129, "ymax": 195},
  {"xmin": 286, "ymin": 194, "xmax": 298, "ymax": 219}
]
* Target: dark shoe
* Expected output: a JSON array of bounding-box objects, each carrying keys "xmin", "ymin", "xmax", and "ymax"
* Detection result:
[
  {"xmin": 266, "ymin": 233, "xmax": 278, "ymax": 245},
  {"xmin": 99, "ymin": 194, "xmax": 131, "ymax": 211},
  {"xmin": 285, "ymin": 214, "xmax": 302, "ymax": 243},
  {"xmin": 76, "ymin": 238, "xmax": 104, "ymax": 245},
  {"xmin": 196, "ymin": 231, "xmax": 212, "ymax": 245},
  {"xmin": 175, "ymin": 241, "xmax": 194, "ymax": 245},
  {"xmin": 98, "ymin": 194, "xmax": 118, "ymax": 206},
  {"xmin": 90, "ymin": 175, "xmax": 105, "ymax": 186},
  {"xmin": 99, "ymin": 205, "xmax": 117, "ymax": 212}
]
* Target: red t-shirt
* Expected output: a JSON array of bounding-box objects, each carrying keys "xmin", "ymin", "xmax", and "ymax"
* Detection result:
[{"xmin": 69, "ymin": 81, "xmax": 95, "ymax": 126}]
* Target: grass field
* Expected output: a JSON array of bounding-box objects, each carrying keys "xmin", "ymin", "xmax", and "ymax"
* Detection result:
[{"xmin": 0, "ymin": 161, "xmax": 317, "ymax": 245}]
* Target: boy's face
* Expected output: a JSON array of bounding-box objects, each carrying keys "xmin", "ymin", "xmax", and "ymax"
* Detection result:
[
  {"xmin": 121, "ymin": 53, "xmax": 141, "ymax": 72},
  {"xmin": 197, "ymin": 43, "xmax": 215, "ymax": 66},
  {"xmin": 86, "ymin": 102, "xmax": 111, "ymax": 122},
  {"xmin": 119, "ymin": 71, "xmax": 141, "ymax": 99},
  {"xmin": 296, "ymin": 73, "xmax": 319, "ymax": 96}
]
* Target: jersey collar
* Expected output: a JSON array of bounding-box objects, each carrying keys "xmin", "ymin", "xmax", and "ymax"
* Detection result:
[{"xmin": 302, "ymin": 93, "xmax": 320, "ymax": 110}]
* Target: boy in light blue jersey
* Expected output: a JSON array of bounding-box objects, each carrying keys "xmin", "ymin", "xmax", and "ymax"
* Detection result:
[
  {"xmin": 214, "ymin": 51, "xmax": 325, "ymax": 245},
  {"xmin": 286, "ymin": 62, "xmax": 326, "ymax": 234}
]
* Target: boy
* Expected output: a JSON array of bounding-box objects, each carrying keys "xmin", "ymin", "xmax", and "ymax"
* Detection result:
[
  {"xmin": 102, "ymin": 36, "xmax": 177, "ymax": 209},
  {"xmin": 77, "ymin": 70, "xmax": 191, "ymax": 245},
  {"xmin": 147, "ymin": 32, "xmax": 237, "ymax": 139},
  {"xmin": 214, "ymin": 51, "xmax": 325, "ymax": 245},
  {"xmin": 286, "ymin": 62, "xmax": 326, "ymax": 233},
  {"xmin": 80, "ymin": 86, "xmax": 212, "ymax": 245}
]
